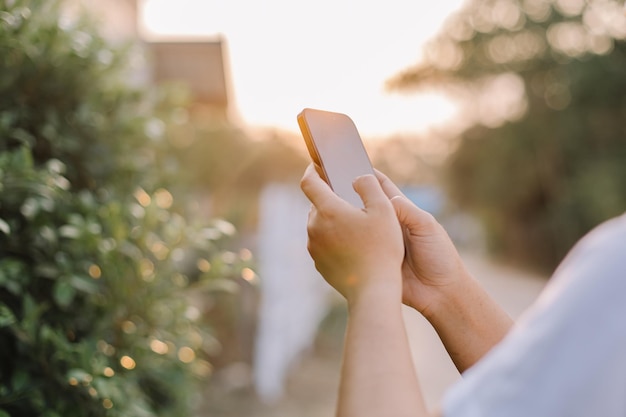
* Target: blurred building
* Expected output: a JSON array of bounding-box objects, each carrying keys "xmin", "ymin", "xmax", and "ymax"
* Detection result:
[
  {"xmin": 66, "ymin": 0, "xmax": 232, "ymax": 122},
  {"xmin": 148, "ymin": 40, "xmax": 230, "ymax": 121}
]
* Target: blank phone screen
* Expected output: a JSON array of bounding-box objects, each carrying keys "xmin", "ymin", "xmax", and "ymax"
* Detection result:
[{"xmin": 298, "ymin": 108, "xmax": 374, "ymax": 208}]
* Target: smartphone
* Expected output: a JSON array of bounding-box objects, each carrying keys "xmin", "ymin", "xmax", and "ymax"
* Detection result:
[{"xmin": 297, "ymin": 108, "xmax": 374, "ymax": 208}]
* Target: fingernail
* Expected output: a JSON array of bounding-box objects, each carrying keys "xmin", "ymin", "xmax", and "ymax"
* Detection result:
[{"xmin": 353, "ymin": 174, "xmax": 375, "ymax": 183}]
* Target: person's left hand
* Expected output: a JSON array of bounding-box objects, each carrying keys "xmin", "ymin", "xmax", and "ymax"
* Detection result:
[{"xmin": 300, "ymin": 164, "xmax": 405, "ymax": 305}]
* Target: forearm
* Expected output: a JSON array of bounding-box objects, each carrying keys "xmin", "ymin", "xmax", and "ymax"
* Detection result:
[
  {"xmin": 374, "ymin": 170, "xmax": 512, "ymax": 373},
  {"xmin": 338, "ymin": 282, "xmax": 430, "ymax": 417},
  {"xmin": 425, "ymin": 269, "xmax": 513, "ymax": 373}
]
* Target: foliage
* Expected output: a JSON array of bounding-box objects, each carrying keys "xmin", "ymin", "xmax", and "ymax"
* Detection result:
[
  {"xmin": 0, "ymin": 0, "xmax": 250, "ymax": 416},
  {"xmin": 390, "ymin": 0, "xmax": 626, "ymax": 270},
  {"xmin": 166, "ymin": 121, "xmax": 309, "ymax": 230}
]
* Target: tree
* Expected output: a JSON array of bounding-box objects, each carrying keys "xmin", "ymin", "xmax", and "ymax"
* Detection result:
[
  {"xmin": 0, "ymin": 1, "xmax": 249, "ymax": 415},
  {"xmin": 390, "ymin": 0, "xmax": 626, "ymax": 270}
]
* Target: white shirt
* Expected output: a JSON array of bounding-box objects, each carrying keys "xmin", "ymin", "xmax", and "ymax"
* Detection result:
[{"xmin": 444, "ymin": 213, "xmax": 626, "ymax": 417}]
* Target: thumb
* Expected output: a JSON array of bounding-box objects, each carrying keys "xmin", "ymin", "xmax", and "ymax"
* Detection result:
[
  {"xmin": 352, "ymin": 174, "xmax": 388, "ymax": 210},
  {"xmin": 390, "ymin": 195, "xmax": 433, "ymax": 232}
]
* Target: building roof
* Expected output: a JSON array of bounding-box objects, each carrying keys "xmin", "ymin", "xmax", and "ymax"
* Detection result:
[{"xmin": 148, "ymin": 40, "xmax": 228, "ymax": 108}]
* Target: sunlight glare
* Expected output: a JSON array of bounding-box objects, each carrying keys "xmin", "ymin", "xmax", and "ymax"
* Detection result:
[{"xmin": 140, "ymin": 0, "xmax": 465, "ymax": 138}]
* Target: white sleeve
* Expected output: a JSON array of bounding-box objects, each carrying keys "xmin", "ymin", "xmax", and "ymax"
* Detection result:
[{"xmin": 443, "ymin": 214, "xmax": 626, "ymax": 417}]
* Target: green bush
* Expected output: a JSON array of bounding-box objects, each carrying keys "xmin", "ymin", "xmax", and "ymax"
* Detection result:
[{"xmin": 0, "ymin": 1, "xmax": 249, "ymax": 415}]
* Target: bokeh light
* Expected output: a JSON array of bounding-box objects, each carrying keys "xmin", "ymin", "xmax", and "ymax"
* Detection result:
[
  {"xmin": 150, "ymin": 339, "xmax": 169, "ymax": 355},
  {"xmin": 134, "ymin": 188, "xmax": 151, "ymax": 207},
  {"xmin": 121, "ymin": 320, "xmax": 137, "ymax": 334},
  {"xmin": 120, "ymin": 355, "xmax": 136, "ymax": 370},
  {"xmin": 177, "ymin": 346, "xmax": 196, "ymax": 363},
  {"xmin": 241, "ymin": 267, "xmax": 256, "ymax": 282},
  {"xmin": 154, "ymin": 188, "xmax": 173, "ymax": 209},
  {"xmin": 88, "ymin": 264, "xmax": 102, "ymax": 279},
  {"xmin": 196, "ymin": 259, "xmax": 211, "ymax": 273}
]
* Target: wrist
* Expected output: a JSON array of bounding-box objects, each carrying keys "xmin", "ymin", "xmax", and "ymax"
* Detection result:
[
  {"xmin": 420, "ymin": 265, "xmax": 512, "ymax": 333},
  {"xmin": 419, "ymin": 266, "xmax": 476, "ymax": 323},
  {"xmin": 346, "ymin": 269, "xmax": 403, "ymax": 311},
  {"xmin": 417, "ymin": 265, "xmax": 513, "ymax": 372}
]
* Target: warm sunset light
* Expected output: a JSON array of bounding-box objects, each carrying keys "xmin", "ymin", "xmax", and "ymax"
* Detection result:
[{"xmin": 139, "ymin": 0, "xmax": 465, "ymax": 138}]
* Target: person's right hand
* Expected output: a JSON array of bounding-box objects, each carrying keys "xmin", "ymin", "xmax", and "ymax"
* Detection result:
[
  {"xmin": 374, "ymin": 170, "xmax": 470, "ymax": 318},
  {"xmin": 376, "ymin": 170, "xmax": 513, "ymax": 372}
]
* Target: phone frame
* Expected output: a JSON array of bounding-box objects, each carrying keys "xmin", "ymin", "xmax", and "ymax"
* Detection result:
[{"xmin": 297, "ymin": 108, "xmax": 374, "ymax": 207}]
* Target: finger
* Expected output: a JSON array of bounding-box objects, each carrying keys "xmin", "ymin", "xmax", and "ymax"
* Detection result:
[
  {"xmin": 374, "ymin": 169, "xmax": 405, "ymax": 200},
  {"xmin": 352, "ymin": 174, "xmax": 390, "ymax": 211},
  {"xmin": 306, "ymin": 206, "xmax": 318, "ymax": 238},
  {"xmin": 301, "ymin": 163, "xmax": 343, "ymax": 211},
  {"xmin": 390, "ymin": 195, "xmax": 436, "ymax": 233},
  {"xmin": 307, "ymin": 203, "xmax": 317, "ymax": 222},
  {"xmin": 312, "ymin": 163, "xmax": 325, "ymax": 181},
  {"xmin": 301, "ymin": 163, "xmax": 332, "ymax": 204}
]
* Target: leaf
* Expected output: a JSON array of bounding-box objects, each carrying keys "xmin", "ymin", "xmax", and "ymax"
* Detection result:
[
  {"xmin": 34, "ymin": 263, "xmax": 59, "ymax": 279},
  {"xmin": 66, "ymin": 369, "xmax": 91, "ymax": 384},
  {"xmin": 201, "ymin": 278, "xmax": 239, "ymax": 294},
  {"xmin": 92, "ymin": 377, "xmax": 116, "ymax": 399},
  {"xmin": 69, "ymin": 275, "xmax": 99, "ymax": 294},
  {"xmin": 59, "ymin": 225, "xmax": 80, "ymax": 239},
  {"xmin": 53, "ymin": 281, "xmax": 76, "ymax": 308},
  {"xmin": 214, "ymin": 219, "xmax": 236, "ymax": 236},
  {"xmin": 19, "ymin": 198, "xmax": 38, "ymax": 219},
  {"xmin": 0, "ymin": 218, "xmax": 9, "ymax": 235},
  {"xmin": 12, "ymin": 370, "xmax": 29, "ymax": 391},
  {"xmin": 0, "ymin": 304, "xmax": 16, "ymax": 328},
  {"xmin": 0, "ymin": 259, "xmax": 25, "ymax": 294},
  {"xmin": 0, "ymin": 278, "xmax": 21, "ymax": 295},
  {"xmin": 11, "ymin": 128, "xmax": 36, "ymax": 148},
  {"xmin": 21, "ymin": 294, "xmax": 43, "ymax": 342}
]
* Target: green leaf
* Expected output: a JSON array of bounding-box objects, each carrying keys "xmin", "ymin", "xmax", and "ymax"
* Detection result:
[
  {"xmin": 69, "ymin": 275, "xmax": 99, "ymax": 294},
  {"xmin": 0, "ymin": 259, "xmax": 25, "ymax": 295},
  {"xmin": 66, "ymin": 369, "xmax": 92, "ymax": 385},
  {"xmin": 0, "ymin": 218, "xmax": 9, "ymax": 235},
  {"xmin": 0, "ymin": 278, "xmax": 21, "ymax": 295},
  {"xmin": 201, "ymin": 278, "xmax": 239, "ymax": 294},
  {"xmin": 34, "ymin": 263, "xmax": 59, "ymax": 279},
  {"xmin": 20, "ymin": 294, "xmax": 42, "ymax": 342},
  {"xmin": 59, "ymin": 225, "xmax": 81, "ymax": 239},
  {"xmin": 11, "ymin": 128, "xmax": 36, "ymax": 148},
  {"xmin": 53, "ymin": 281, "xmax": 76, "ymax": 308},
  {"xmin": 12, "ymin": 370, "xmax": 29, "ymax": 391},
  {"xmin": 0, "ymin": 304, "xmax": 16, "ymax": 328}
]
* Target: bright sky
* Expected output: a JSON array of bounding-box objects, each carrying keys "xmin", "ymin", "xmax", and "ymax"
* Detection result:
[{"xmin": 140, "ymin": 0, "xmax": 466, "ymax": 139}]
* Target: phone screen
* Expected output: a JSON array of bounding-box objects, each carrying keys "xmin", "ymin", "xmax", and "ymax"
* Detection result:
[{"xmin": 297, "ymin": 108, "xmax": 374, "ymax": 208}]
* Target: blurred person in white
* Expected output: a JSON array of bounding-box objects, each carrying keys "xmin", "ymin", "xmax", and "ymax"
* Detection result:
[{"xmin": 300, "ymin": 162, "xmax": 626, "ymax": 417}]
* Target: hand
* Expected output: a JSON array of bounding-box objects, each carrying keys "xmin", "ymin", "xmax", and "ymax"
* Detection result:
[
  {"xmin": 300, "ymin": 164, "xmax": 405, "ymax": 305},
  {"xmin": 374, "ymin": 170, "xmax": 470, "ymax": 317}
]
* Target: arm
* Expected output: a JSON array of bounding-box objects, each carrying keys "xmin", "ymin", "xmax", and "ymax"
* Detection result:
[
  {"xmin": 300, "ymin": 164, "xmax": 431, "ymax": 417},
  {"xmin": 376, "ymin": 170, "xmax": 513, "ymax": 372},
  {"xmin": 416, "ymin": 261, "xmax": 513, "ymax": 373},
  {"xmin": 340, "ymin": 278, "xmax": 428, "ymax": 417}
]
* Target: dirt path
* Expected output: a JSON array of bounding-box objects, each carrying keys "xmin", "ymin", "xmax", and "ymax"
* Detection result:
[
  {"xmin": 199, "ymin": 348, "xmax": 341, "ymax": 417},
  {"xmin": 404, "ymin": 251, "xmax": 547, "ymax": 410},
  {"xmin": 199, "ymin": 252, "xmax": 547, "ymax": 416}
]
